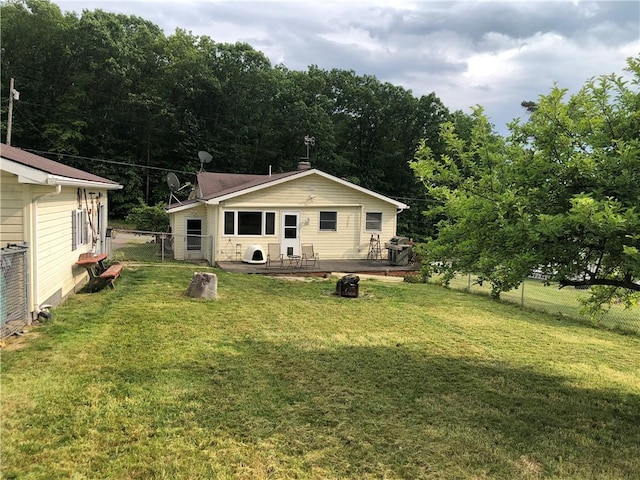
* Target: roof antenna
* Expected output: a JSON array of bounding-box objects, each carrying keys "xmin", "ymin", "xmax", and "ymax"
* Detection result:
[{"xmin": 303, "ymin": 135, "xmax": 315, "ymax": 159}]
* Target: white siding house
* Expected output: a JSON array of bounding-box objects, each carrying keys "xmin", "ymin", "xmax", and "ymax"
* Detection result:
[
  {"xmin": 167, "ymin": 162, "xmax": 408, "ymax": 264},
  {"xmin": 0, "ymin": 144, "xmax": 122, "ymax": 321}
]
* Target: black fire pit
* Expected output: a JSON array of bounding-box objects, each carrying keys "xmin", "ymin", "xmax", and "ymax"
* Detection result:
[{"xmin": 336, "ymin": 275, "xmax": 360, "ymax": 298}]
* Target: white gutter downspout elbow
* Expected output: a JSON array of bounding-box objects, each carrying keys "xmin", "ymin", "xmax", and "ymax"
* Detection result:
[{"xmin": 31, "ymin": 185, "xmax": 62, "ymax": 321}]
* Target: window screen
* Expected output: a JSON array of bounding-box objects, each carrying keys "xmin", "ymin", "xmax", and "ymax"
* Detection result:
[
  {"xmin": 265, "ymin": 212, "xmax": 275, "ymax": 235},
  {"xmin": 238, "ymin": 211, "xmax": 262, "ymax": 235},
  {"xmin": 366, "ymin": 212, "xmax": 382, "ymax": 231},
  {"xmin": 319, "ymin": 211, "xmax": 337, "ymax": 231},
  {"xmin": 224, "ymin": 211, "xmax": 234, "ymax": 235}
]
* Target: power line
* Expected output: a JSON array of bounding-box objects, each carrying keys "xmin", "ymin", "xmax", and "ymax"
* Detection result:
[{"xmin": 22, "ymin": 148, "xmax": 197, "ymax": 176}]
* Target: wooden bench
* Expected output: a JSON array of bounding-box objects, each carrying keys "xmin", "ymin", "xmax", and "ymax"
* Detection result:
[{"xmin": 99, "ymin": 263, "xmax": 124, "ymax": 289}]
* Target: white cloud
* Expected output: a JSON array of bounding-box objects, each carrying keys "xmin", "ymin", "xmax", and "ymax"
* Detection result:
[{"xmin": 53, "ymin": 0, "xmax": 639, "ymax": 134}]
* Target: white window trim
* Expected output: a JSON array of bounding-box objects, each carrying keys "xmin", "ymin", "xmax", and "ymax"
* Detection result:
[
  {"xmin": 365, "ymin": 212, "xmax": 383, "ymax": 232},
  {"xmin": 319, "ymin": 211, "xmax": 337, "ymax": 232},
  {"xmin": 72, "ymin": 209, "xmax": 88, "ymax": 250},
  {"xmin": 222, "ymin": 210, "xmax": 277, "ymax": 237}
]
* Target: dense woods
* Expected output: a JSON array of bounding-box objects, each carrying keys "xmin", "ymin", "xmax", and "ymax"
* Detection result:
[{"xmin": 0, "ymin": 0, "xmax": 456, "ymax": 239}]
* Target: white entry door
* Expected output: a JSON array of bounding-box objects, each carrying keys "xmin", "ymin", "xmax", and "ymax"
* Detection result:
[{"xmin": 281, "ymin": 212, "xmax": 300, "ymax": 257}]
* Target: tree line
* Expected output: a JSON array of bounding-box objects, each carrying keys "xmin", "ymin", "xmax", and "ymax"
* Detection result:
[{"xmin": 1, "ymin": 0, "xmax": 457, "ymax": 239}]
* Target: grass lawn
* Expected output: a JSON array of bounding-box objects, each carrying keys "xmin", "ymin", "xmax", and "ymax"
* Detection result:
[
  {"xmin": 2, "ymin": 266, "xmax": 639, "ymax": 479},
  {"xmin": 438, "ymin": 275, "xmax": 639, "ymax": 333}
]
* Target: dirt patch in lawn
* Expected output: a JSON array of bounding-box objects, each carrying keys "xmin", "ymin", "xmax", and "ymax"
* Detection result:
[{"xmin": 1, "ymin": 324, "xmax": 43, "ymax": 351}]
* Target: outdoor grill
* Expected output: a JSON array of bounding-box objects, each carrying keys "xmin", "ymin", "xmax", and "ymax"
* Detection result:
[{"xmin": 385, "ymin": 236, "xmax": 412, "ymax": 266}]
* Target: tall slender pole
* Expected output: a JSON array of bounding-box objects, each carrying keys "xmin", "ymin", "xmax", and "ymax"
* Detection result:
[
  {"xmin": 145, "ymin": 135, "xmax": 150, "ymax": 205},
  {"xmin": 7, "ymin": 77, "xmax": 15, "ymax": 145}
]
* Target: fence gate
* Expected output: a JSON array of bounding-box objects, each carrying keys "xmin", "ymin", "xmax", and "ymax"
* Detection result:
[{"xmin": 1, "ymin": 244, "xmax": 30, "ymax": 339}]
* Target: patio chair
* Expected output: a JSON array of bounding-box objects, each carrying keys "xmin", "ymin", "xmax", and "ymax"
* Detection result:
[
  {"xmin": 266, "ymin": 243, "xmax": 283, "ymax": 268},
  {"xmin": 301, "ymin": 244, "xmax": 319, "ymax": 268}
]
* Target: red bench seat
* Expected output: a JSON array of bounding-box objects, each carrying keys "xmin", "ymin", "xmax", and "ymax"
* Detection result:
[{"xmin": 99, "ymin": 263, "xmax": 124, "ymax": 288}]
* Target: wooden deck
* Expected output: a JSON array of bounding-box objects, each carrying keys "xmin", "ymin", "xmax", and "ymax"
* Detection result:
[{"xmin": 215, "ymin": 259, "xmax": 420, "ymax": 277}]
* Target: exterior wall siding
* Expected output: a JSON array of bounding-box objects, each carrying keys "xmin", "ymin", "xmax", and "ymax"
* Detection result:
[
  {"xmin": 171, "ymin": 204, "xmax": 208, "ymax": 261},
  {"xmin": 34, "ymin": 186, "xmax": 111, "ymax": 310},
  {"xmin": 2, "ymin": 164, "xmax": 116, "ymax": 319},
  {"xmin": 35, "ymin": 187, "xmax": 79, "ymax": 306},
  {"xmin": 214, "ymin": 174, "xmax": 401, "ymax": 261},
  {"xmin": 0, "ymin": 171, "xmax": 27, "ymax": 245}
]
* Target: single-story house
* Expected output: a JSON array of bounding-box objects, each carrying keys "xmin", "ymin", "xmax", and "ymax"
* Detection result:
[
  {"xmin": 166, "ymin": 161, "xmax": 409, "ymax": 264},
  {"xmin": 0, "ymin": 143, "xmax": 122, "ymax": 322}
]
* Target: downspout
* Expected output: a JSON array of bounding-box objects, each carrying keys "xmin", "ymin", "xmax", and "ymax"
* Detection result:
[
  {"xmin": 31, "ymin": 185, "xmax": 62, "ymax": 320},
  {"xmin": 212, "ymin": 206, "xmax": 220, "ymax": 266},
  {"xmin": 358, "ymin": 204, "xmax": 364, "ymax": 251}
]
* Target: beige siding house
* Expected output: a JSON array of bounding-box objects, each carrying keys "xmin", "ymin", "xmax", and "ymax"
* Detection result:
[
  {"xmin": 1, "ymin": 144, "xmax": 122, "ymax": 321},
  {"xmin": 167, "ymin": 162, "xmax": 408, "ymax": 264}
]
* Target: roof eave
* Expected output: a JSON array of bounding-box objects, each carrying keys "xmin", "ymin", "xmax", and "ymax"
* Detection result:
[
  {"xmin": 166, "ymin": 199, "xmax": 205, "ymax": 213},
  {"xmin": 46, "ymin": 175, "xmax": 123, "ymax": 189},
  {"xmin": 2, "ymin": 157, "xmax": 122, "ymax": 189}
]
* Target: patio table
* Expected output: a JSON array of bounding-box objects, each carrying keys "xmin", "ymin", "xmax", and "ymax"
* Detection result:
[
  {"xmin": 286, "ymin": 255, "xmax": 301, "ymax": 268},
  {"xmin": 76, "ymin": 252, "xmax": 108, "ymax": 279}
]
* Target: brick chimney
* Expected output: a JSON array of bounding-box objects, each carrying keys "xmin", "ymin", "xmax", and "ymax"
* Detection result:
[{"xmin": 297, "ymin": 160, "xmax": 311, "ymax": 170}]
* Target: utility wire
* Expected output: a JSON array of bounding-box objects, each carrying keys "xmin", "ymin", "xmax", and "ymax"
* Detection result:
[{"xmin": 22, "ymin": 148, "xmax": 197, "ymax": 176}]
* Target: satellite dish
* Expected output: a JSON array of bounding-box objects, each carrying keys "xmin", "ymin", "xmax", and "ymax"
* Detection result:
[
  {"xmin": 198, "ymin": 150, "xmax": 213, "ymax": 172},
  {"xmin": 198, "ymin": 151, "xmax": 212, "ymax": 163},
  {"xmin": 167, "ymin": 172, "xmax": 180, "ymax": 192},
  {"xmin": 166, "ymin": 172, "xmax": 182, "ymax": 205}
]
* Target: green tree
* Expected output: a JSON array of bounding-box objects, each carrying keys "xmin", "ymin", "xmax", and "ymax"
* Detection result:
[
  {"xmin": 410, "ymin": 57, "xmax": 640, "ymax": 313},
  {"xmin": 126, "ymin": 202, "xmax": 170, "ymax": 232},
  {"xmin": 1, "ymin": 0, "xmax": 79, "ymax": 148}
]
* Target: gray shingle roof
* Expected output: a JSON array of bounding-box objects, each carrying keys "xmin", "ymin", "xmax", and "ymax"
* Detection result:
[
  {"xmin": 1, "ymin": 144, "xmax": 120, "ymax": 186},
  {"xmin": 196, "ymin": 170, "xmax": 303, "ymax": 200}
]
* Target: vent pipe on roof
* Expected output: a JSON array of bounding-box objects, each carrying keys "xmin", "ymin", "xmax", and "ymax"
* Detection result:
[{"xmin": 297, "ymin": 160, "xmax": 311, "ymax": 171}]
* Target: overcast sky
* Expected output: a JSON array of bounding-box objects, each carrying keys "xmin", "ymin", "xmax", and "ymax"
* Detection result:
[{"xmin": 54, "ymin": 0, "xmax": 639, "ymax": 134}]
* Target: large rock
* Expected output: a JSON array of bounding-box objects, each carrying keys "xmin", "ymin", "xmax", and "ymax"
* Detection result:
[{"xmin": 185, "ymin": 272, "xmax": 218, "ymax": 299}]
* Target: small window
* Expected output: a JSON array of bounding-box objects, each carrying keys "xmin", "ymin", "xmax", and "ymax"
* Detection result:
[
  {"xmin": 71, "ymin": 209, "xmax": 88, "ymax": 250},
  {"xmin": 319, "ymin": 211, "xmax": 337, "ymax": 231},
  {"xmin": 366, "ymin": 212, "xmax": 382, "ymax": 231},
  {"xmin": 265, "ymin": 212, "xmax": 275, "ymax": 235},
  {"xmin": 224, "ymin": 211, "xmax": 234, "ymax": 235}
]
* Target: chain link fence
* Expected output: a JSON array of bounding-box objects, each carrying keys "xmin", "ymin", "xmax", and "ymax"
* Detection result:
[
  {"xmin": 108, "ymin": 230, "xmax": 211, "ymax": 264},
  {"xmin": 107, "ymin": 230, "xmax": 638, "ymax": 333},
  {"xmin": 1, "ymin": 244, "xmax": 30, "ymax": 339},
  {"xmin": 431, "ymin": 273, "xmax": 639, "ymax": 334}
]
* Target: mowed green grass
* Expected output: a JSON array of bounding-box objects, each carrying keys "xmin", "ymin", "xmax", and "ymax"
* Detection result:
[
  {"xmin": 2, "ymin": 266, "xmax": 639, "ymax": 479},
  {"xmin": 439, "ymin": 275, "xmax": 639, "ymax": 333}
]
